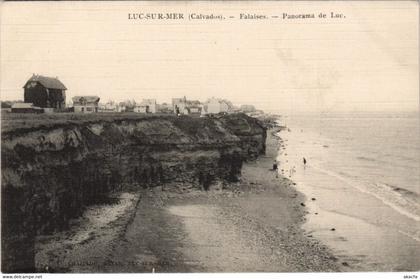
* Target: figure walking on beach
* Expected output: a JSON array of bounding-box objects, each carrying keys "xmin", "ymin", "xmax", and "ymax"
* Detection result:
[
  {"xmin": 303, "ymin": 157, "xmax": 307, "ymax": 165},
  {"xmin": 273, "ymin": 160, "xmax": 279, "ymax": 178},
  {"xmin": 273, "ymin": 160, "xmax": 278, "ymax": 171}
]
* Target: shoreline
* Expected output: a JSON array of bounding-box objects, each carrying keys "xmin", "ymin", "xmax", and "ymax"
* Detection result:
[
  {"xmin": 35, "ymin": 127, "xmax": 342, "ymax": 272},
  {"xmin": 276, "ymin": 115, "xmax": 420, "ymax": 271}
]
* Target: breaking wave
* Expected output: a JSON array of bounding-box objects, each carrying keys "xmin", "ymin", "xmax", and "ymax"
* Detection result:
[{"xmin": 310, "ymin": 164, "xmax": 420, "ymax": 223}]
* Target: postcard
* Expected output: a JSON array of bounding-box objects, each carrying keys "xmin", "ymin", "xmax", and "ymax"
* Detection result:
[{"xmin": 1, "ymin": 1, "xmax": 418, "ymax": 277}]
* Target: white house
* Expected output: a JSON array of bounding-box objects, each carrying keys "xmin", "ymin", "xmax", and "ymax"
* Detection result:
[
  {"xmin": 98, "ymin": 101, "xmax": 119, "ymax": 113},
  {"xmin": 204, "ymin": 98, "xmax": 231, "ymax": 114},
  {"xmin": 117, "ymin": 102, "xmax": 126, "ymax": 112},
  {"xmin": 133, "ymin": 105, "xmax": 147, "ymax": 113},
  {"xmin": 172, "ymin": 97, "xmax": 203, "ymax": 115},
  {"xmin": 172, "ymin": 97, "xmax": 187, "ymax": 114},
  {"xmin": 72, "ymin": 96, "xmax": 100, "ymax": 113},
  {"xmin": 134, "ymin": 99, "xmax": 157, "ymax": 113}
]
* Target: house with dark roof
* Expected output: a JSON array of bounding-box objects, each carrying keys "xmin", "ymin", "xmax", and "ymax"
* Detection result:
[
  {"xmin": 72, "ymin": 96, "xmax": 100, "ymax": 113},
  {"xmin": 23, "ymin": 74, "xmax": 67, "ymax": 109}
]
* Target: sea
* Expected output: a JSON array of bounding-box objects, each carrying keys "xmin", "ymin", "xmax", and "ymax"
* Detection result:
[{"xmin": 276, "ymin": 111, "xmax": 420, "ymax": 271}]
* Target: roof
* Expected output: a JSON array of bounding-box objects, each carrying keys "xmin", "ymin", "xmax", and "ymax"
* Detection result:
[
  {"xmin": 172, "ymin": 98, "xmax": 185, "ymax": 104},
  {"xmin": 207, "ymin": 98, "xmax": 233, "ymax": 108},
  {"xmin": 12, "ymin": 103, "xmax": 34, "ymax": 109},
  {"xmin": 72, "ymin": 96, "xmax": 100, "ymax": 103},
  {"xmin": 24, "ymin": 74, "xmax": 67, "ymax": 90},
  {"xmin": 207, "ymin": 97, "xmax": 222, "ymax": 103},
  {"xmin": 140, "ymin": 99, "xmax": 156, "ymax": 106},
  {"xmin": 186, "ymin": 100, "xmax": 201, "ymax": 106}
]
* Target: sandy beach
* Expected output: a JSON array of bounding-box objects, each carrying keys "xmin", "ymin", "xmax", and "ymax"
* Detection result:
[
  {"xmin": 35, "ymin": 128, "xmax": 343, "ymax": 272},
  {"xmin": 277, "ymin": 113, "xmax": 420, "ymax": 271}
]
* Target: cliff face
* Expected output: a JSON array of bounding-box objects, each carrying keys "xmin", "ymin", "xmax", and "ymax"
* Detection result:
[{"xmin": 1, "ymin": 113, "xmax": 266, "ymax": 272}]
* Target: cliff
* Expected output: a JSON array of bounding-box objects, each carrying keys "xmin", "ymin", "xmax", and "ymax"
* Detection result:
[{"xmin": 1, "ymin": 113, "xmax": 266, "ymax": 272}]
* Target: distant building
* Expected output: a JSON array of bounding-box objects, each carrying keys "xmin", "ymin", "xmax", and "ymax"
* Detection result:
[
  {"xmin": 11, "ymin": 103, "xmax": 43, "ymax": 113},
  {"xmin": 187, "ymin": 106, "xmax": 202, "ymax": 115},
  {"xmin": 184, "ymin": 100, "xmax": 202, "ymax": 115},
  {"xmin": 203, "ymin": 98, "xmax": 232, "ymax": 114},
  {"xmin": 172, "ymin": 97, "xmax": 187, "ymax": 114},
  {"xmin": 122, "ymin": 100, "xmax": 137, "ymax": 112},
  {"xmin": 105, "ymin": 102, "xmax": 118, "ymax": 111},
  {"xmin": 133, "ymin": 99, "xmax": 156, "ymax": 113},
  {"xmin": 157, "ymin": 102, "xmax": 171, "ymax": 114},
  {"xmin": 117, "ymin": 102, "xmax": 126, "ymax": 112},
  {"xmin": 1, "ymin": 101, "xmax": 13, "ymax": 109},
  {"xmin": 133, "ymin": 105, "xmax": 147, "ymax": 113},
  {"xmin": 72, "ymin": 96, "xmax": 100, "ymax": 113},
  {"xmin": 99, "ymin": 101, "xmax": 119, "ymax": 113},
  {"xmin": 1, "ymin": 101, "xmax": 13, "ymax": 112},
  {"xmin": 23, "ymin": 74, "xmax": 67, "ymax": 109},
  {"xmin": 172, "ymin": 97, "xmax": 203, "ymax": 115}
]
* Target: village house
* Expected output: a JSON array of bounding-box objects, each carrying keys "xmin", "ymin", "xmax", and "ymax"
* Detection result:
[
  {"xmin": 72, "ymin": 96, "xmax": 100, "ymax": 113},
  {"xmin": 133, "ymin": 105, "xmax": 147, "ymax": 113},
  {"xmin": 172, "ymin": 97, "xmax": 187, "ymax": 114},
  {"xmin": 1, "ymin": 101, "xmax": 12, "ymax": 113},
  {"xmin": 184, "ymin": 100, "xmax": 202, "ymax": 115},
  {"xmin": 134, "ymin": 99, "xmax": 157, "ymax": 113},
  {"xmin": 23, "ymin": 74, "xmax": 67, "ymax": 110},
  {"xmin": 203, "ymin": 97, "xmax": 232, "ymax": 114},
  {"xmin": 117, "ymin": 102, "xmax": 126, "ymax": 112},
  {"xmin": 157, "ymin": 102, "xmax": 171, "ymax": 114},
  {"xmin": 99, "ymin": 101, "xmax": 120, "ymax": 113},
  {"xmin": 172, "ymin": 97, "xmax": 202, "ymax": 115}
]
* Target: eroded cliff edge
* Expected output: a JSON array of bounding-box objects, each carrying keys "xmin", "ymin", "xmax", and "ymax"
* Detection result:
[{"xmin": 1, "ymin": 113, "xmax": 266, "ymax": 272}]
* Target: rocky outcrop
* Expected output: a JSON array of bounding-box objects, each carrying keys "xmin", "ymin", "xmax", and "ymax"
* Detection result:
[{"xmin": 1, "ymin": 113, "xmax": 266, "ymax": 272}]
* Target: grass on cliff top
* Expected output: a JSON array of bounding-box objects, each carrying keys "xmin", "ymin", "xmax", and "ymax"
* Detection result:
[
  {"xmin": 172, "ymin": 115, "xmax": 226, "ymax": 137},
  {"xmin": 1, "ymin": 111, "xmax": 177, "ymax": 134},
  {"xmin": 1, "ymin": 111, "xmax": 263, "ymax": 136}
]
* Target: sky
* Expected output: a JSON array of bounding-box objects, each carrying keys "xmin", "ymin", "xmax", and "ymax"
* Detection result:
[{"xmin": 0, "ymin": 1, "xmax": 418, "ymax": 113}]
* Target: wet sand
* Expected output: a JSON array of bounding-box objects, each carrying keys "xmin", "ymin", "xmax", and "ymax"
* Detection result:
[
  {"xmin": 36, "ymin": 128, "xmax": 342, "ymax": 272},
  {"xmin": 277, "ymin": 120, "xmax": 420, "ymax": 271}
]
